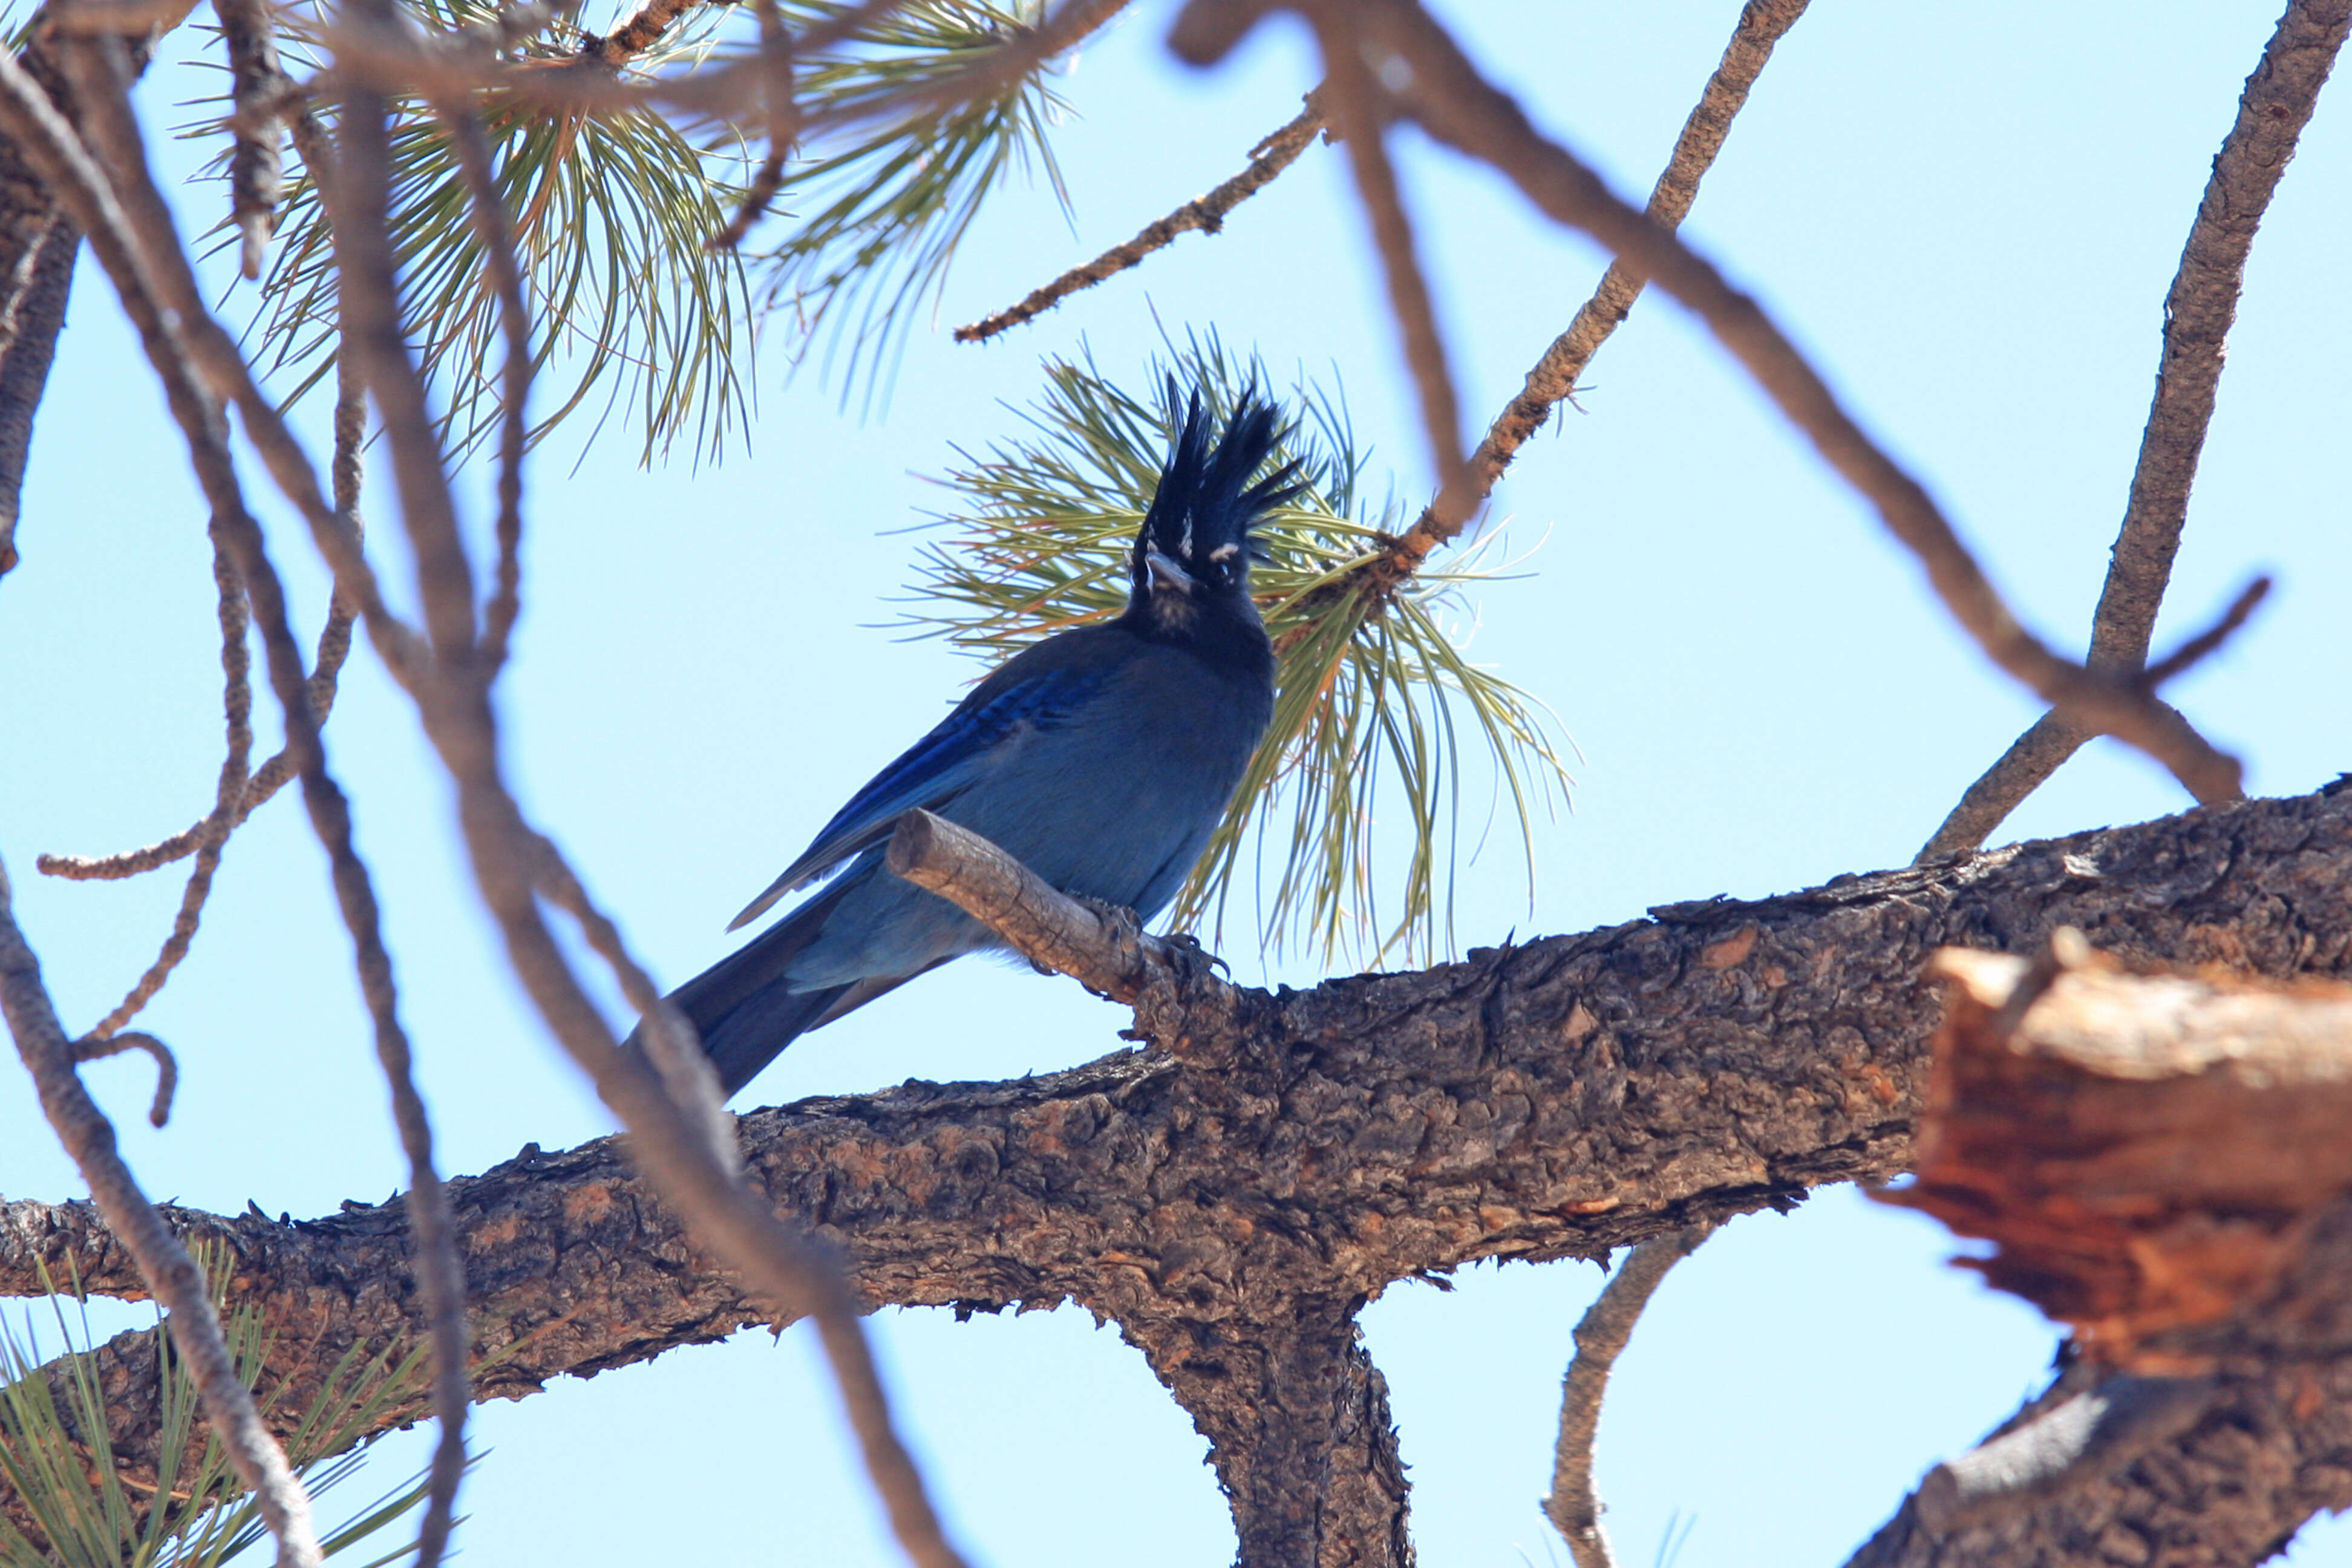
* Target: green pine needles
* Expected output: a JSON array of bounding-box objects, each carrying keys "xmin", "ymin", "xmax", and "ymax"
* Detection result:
[
  {"xmin": 234, "ymin": 0, "xmax": 1074, "ymax": 455},
  {"xmin": 910, "ymin": 340, "xmax": 1573, "ymax": 967},
  {"xmin": 0, "ymin": 1259, "xmax": 436, "ymax": 1568},
  {"xmin": 750, "ymin": 0, "xmax": 1075, "ymax": 411},
  {"xmin": 246, "ymin": 0, "xmax": 755, "ymax": 465}
]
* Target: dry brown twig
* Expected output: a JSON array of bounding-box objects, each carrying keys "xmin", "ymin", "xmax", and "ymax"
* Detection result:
[
  {"xmin": 0, "ymin": 45, "xmax": 328, "ymax": 1567},
  {"xmin": 64, "ymin": 33, "xmax": 480, "ymax": 1561},
  {"xmin": 884, "ymin": 809, "xmax": 1223, "ymax": 1007},
  {"xmin": 214, "ymin": 0, "xmax": 287, "ymax": 279},
  {"xmin": 37, "ymin": 48, "xmax": 407, "ymax": 895},
  {"xmin": 1222, "ymin": 0, "xmax": 2256, "ymax": 806},
  {"xmin": 79, "ymin": 527, "xmax": 252, "ymax": 1037},
  {"xmin": 1305, "ymin": 0, "xmax": 1470, "ymax": 519},
  {"xmin": 1373, "ymin": 0, "xmax": 1812, "ymax": 584},
  {"xmin": 708, "ymin": 0, "xmax": 797, "ymax": 251},
  {"xmin": 1915, "ymin": 0, "xmax": 2350, "ymax": 862},
  {"xmin": 1544, "ymin": 1223, "xmax": 1717, "ymax": 1568},
  {"xmin": 430, "ymin": 98, "xmax": 532, "ymax": 671},
  {"xmin": 318, "ymin": 0, "xmax": 1125, "ymax": 140},
  {"xmin": 35, "ymin": 35, "xmax": 474, "ymax": 1568},
  {"xmin": 1, "ymin": 858, "xmax": 323, "ymax": 1566},
  {"xmin": 71, "ymin": 1028, "xmax": 178, "ymax": 1127},
  {"xmin": 312, "ymin": 18, "xmax": 973, "ymax": 1558},
  {"xmin": 955, "ymin": 87, "xmax": 1328, "ymax": 341}
]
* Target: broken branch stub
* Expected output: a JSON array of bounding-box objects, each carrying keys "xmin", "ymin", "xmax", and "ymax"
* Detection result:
[{"xmin": 1891, "ymin": 941, "xmax": 2352, "ymax": 1373}]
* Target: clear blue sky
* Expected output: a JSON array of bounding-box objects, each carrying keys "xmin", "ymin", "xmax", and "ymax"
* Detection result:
[{"xmin": 4, "ymin": 1, "xmax": 2348, "ymax": 1564}]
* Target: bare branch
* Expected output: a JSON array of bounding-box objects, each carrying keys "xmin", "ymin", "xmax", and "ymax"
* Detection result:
[
  {"xmin": 1915, "ymin": 0, "xmax": 2350, "ymax": 861},
  {"xmin": 955, "ymin": 88, "xmax": 1327, "ymax": 342},
  {"xmin": 319, "ymin": 0, "xmax": 1127, "ymax": 144},
  {"xmin": 0, "ymin": 857, "xmax": 324, "ymax": 1567},
  {"xmin": 0, "ymin": 94, "xmax": 337, "ymax": 1560},
  {"xmin": 2140, "ymin": 572, "xmax": 2272, "ymax": 687},
  {"xmin": 1337, "ymin": 0, "xmax": 2247, "ymax": 805},
  {"xmin": 83, "ymin": 526, "xmax": 253, "ymax": 1036},
  {"xmin": 1308, "ymin": 0, "xmax": 1469, "ymax": 520},
  {"xmin": 1374, "ymin": 0, "xmax": 1811, "ymax": 584},
  {"xmin": 883, "ymin": 809, "xmax": 1214, "ymax": 1006},
  {"xmin": 1544, "ymin": 1224, "xmax": 1715, "ymax": 1568},
  {"xmin": 707, "ymin": 0, "xmax": 796, "ymax": 252},
  {"xmin": 313, "ymin": 25, "xmax": 973, "ymax": 1560},
  {"xmin": 430, "ymin": 99, "xmax": 532, "ymax": 671},
  {"xmin": 56, "ymin": 31, "xmax": 480, "ymax": 1561},
  {"xmin": 215, "ymin": 0, "xmax": 287, "ymax": 279},
  {"xmin": 15, "ymin": 786, "xmax": 2352, "ymax": 1567},
  {"xmin": 71, "ymin": 1028, "xmax": 178, "ymax": 1127}
]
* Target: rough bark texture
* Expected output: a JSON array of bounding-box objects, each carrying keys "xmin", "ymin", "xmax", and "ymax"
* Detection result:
[
  {"xmin": 8, "ymin": 785, "xmax": 2352, "ymax": 1565},
  {"xmin": 0, "ymin": 32, "xmax": 80, "ymax": 579}
]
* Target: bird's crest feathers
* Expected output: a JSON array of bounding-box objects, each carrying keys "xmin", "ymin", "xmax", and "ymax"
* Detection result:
[{"xmin": 1129, "ymin": 382, "xmax": 1301, "ymax": 614}]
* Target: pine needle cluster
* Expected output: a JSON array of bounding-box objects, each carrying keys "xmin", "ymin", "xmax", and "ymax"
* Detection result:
[{"xmin": 0, "ymin": 1256, "xmax": 436, "ymax": 1568}]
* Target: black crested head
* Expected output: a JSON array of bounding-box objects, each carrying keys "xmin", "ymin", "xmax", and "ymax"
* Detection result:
[{"xmin": 1124, "ymin": 380, "xmax": 1301, "ymax": 641}]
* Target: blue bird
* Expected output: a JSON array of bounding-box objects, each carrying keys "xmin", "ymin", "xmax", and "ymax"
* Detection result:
[{"xmin": 668, "ymin": 386, "xmax": 1299, "ymax": 1098}]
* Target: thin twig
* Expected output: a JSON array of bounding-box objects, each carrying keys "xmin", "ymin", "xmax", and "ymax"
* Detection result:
[
  {"xmin": 2140, "ymin": 575, "xmax": 2272, "ymax": 688},
  {"xmin": 707, "ymin": 0, "xmax": 796, "ymax": 252},
  {"xmin": 85, "ymin": 526, "xmax": 253, "ymax": 1036},
  {"xmin": 44, "ymin": 0, "xmax": 204, "ymax": 34},
  {"xmin": 0, "ymin": 48, "xmax": 328, "ymax": 1567},
  {"xmin": 314, "ymin": 28, "xmax": 972, "ymax": 1563},
  {"xmin": 71, "ymin": 1028, "xmax": 178, "ymax": 1126},
  {"xmin": 2, "ymin": 857, "xmax": 321, "ymax": 1562},
  {"xmin": 1308, "ymin": 0, "xmax": 1469, "ymax": 521},
  {"xmin": 215, "ymin": 0, "xmax": 287, "ymax": 279},
  {"xmin": 532, "ymin": 835, "xmax": 739, "ymax": 1177},
  {"xmin": 1339, "ymin": 0, "xmax": 2248, "ymax": 805},
  {"xmin": 955, "ymin": 87, "xmax": 1327, "ymax": 341},
  {"xmin": 1376, "ymin": 0, "xmax": 1811, "ymax": 584},
  {"xmin": 50, "ymin": 37, "xmax": 474, "ymax": 1568},
  {"xmin": 36, "ymin": 97, "xmax": 391, "ymax": 893},
  {"xmin": 73, "ymin": 33, "xmax": 472, "ymax": 1560},
  {"xmin": 1544, "ymin": 1223, "xmax": 1716, "ymax": 1568},
  {"xmin": 1913, "ymin": 0, "xmax": 2349, "ymax": 861},
  {"xmin": 321, "ymin": 0, "xmax": 1125, "ymax": 136},
  {"xmin": 430, "ymin": 98, "xmax": 531, "ymax": 670}
]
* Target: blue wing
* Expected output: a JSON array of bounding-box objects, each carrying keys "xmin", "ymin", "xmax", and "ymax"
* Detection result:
[{"xmin": 726, "ymin": 664, "xmax": 1109, "ymax": 931}]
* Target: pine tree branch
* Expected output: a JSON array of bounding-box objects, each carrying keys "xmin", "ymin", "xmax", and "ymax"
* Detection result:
[{"xmin": 10, "ymin": 784, "xmax": 2352, "ymax": 1565}]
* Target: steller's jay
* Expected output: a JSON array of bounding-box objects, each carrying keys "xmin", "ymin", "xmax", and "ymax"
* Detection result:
[{"xmin": 667, "ymin": 387, "xmax": 1299, "ymax": 1098}]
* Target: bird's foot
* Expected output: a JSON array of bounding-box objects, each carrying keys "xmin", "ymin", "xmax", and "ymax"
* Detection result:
[
  {"xmin": 1059, "ymin": 895, "xmax": 1146, "ymax": 982},
  {"xmin": 1155, "ymin": 930, "xmax": 1230, "ymax": 984}
]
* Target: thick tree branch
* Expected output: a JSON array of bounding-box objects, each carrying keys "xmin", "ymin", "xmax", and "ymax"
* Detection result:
[
  {"xmin": 1916, "ymin": 0, "xmax": 2350, "ymax": 861},
  {"xmin": 10, "ymin": 785, "xmax": 2352, "ymax": 1564}
]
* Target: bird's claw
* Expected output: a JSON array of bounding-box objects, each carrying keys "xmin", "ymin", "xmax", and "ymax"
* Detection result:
[{"xmin": 1157, "ymin": 930, "xmax": 1230, "ymax": 982}]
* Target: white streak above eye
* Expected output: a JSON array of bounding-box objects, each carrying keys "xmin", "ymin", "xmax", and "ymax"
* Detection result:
[{"xmin": 1208, "ymin": 543, "xmax": 1240, "ymax": 563}]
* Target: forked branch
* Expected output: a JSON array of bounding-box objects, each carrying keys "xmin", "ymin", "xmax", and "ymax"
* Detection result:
[{"xmin": 1915, "ymin": 0, "xmax": 2349, "ymax": 860}]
